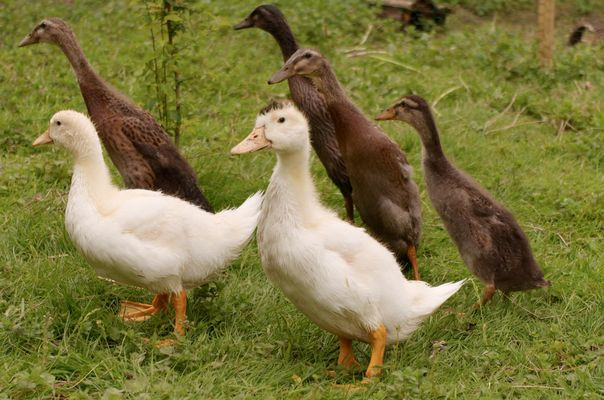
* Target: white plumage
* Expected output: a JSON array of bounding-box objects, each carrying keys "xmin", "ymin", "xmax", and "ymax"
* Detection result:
[
  {"xmin": 232, "ymin": 101, "xmax": 464, "ymax": 377},
  {"xmin": 36, "ymin": 110, "xmax": 262, "ymax": 340}
]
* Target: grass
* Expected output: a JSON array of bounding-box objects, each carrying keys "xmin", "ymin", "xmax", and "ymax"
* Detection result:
[{"xmin": 1, "ymin": 0, "xmax": 603, "ymax": 398}]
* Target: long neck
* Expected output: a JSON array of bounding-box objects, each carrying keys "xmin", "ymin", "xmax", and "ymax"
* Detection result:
[
  {"xmin": 412, "ymin": 113, "xmax": 446, "ymax": 162},
  {"xmin": 309, "ymin": 66, "xmax": 371, "ymax": 149},
  {"xmin": 271, "ymin": 146, "xmax": 320, "ymax": 219},
  {"xmin": 57, "ymin": 32, "xmax": 101, "ymax": 85},
  {"xmin": 309, "ymin": 65, "xmax": 348, "ymax": 105},
  {"xmin": 71, "ymin": 144, "xmax": 117, "ymax": 206},
  {"xmin": 56, "ymin": 32, "xmax": 111, "ymax": 115},
  {"xmin": 265, "ymin": 20, "xmax": 299, "ymax": 60}
]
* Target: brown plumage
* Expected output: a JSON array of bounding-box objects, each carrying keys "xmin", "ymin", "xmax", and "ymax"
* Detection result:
[
  {"xmin": 377, "ymin": 95, "xmax": 550, "ymax": 305},
  {"xmin": 234, "ymin": 5, "xmax": 354, "ymax": 222},
  {"xmin": 269, "ymin": 49, "xmax": 422, "ymax": 279},
  {"xmin": 19, "ymin": 18, "xmax": 212, "ymax": 211}
]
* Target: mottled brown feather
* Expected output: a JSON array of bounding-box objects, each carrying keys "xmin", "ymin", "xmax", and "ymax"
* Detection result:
[{"xmin": 21, "ymin": 18, "xmax": 212, "ymax": 211}]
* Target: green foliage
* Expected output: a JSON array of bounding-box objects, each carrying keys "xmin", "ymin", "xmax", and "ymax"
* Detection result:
[
  {"xmin": 448, "ymin": 0, "xmax": 598, "ymax": 16},
  {"xmin": 141, "ymin": 0, "xmax": 192, "ymax": 145},
  {"xmin": 1, "ymin": 0, "xmax": 603, "ymax": 398},
  {"xmin": 448, "ymin": 0, "xmax": 532, "ymax": 16}
]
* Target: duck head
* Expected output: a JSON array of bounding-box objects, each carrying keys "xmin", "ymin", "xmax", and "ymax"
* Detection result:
[
  {"xmin": 19, "ymin": 17, "xmax": 71, "ymax": 47},
  {"xmin": 231, "ymin": 100, "xmax": 309, "ymax": 155},
  {"xmin": 268, "ymin": 48, "xmax": 325, "ymax": 84},
  {"xmin": 376, "ymin": 95, "xmax": 438, "ymax": 137},
  {"xmin": 581, "ymin": 23, "xmax": 597, "ymax": 33},
  {"xmin": 34, "ymin": 110, "xmax": 101, "ymax": 158},
  {"xmin": 234, "ymin": 4, "xmax": 287, "ymax": 32}
]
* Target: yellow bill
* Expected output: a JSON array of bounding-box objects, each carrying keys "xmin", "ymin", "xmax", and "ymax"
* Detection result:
[
  {"xmin": 33, "ymin": 129, "xmax": 53, "ymax": 146},
  {"xmin": 231, "ymin": 126, "xmax": 270, "ymax": 155},
  {"xmin": 375, "ymin": 108, "xmax": 396, "ymax": 121}
]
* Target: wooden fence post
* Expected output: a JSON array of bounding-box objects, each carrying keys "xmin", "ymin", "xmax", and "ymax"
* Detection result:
[{"xmin": 537, "ymin": 0, "xmax": 555, "ymax": 68}]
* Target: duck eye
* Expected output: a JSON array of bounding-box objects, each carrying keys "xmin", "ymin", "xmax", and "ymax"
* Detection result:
[
  {"xmin": 56, "ymin": 121, "xmax": 61, "ymax": 126},
  {"xmin": 278, "ymin": 117, "xmax": 285, "ymax": 123},
  {"xmin": 304, "ymin": 53, "xmax": 312, "ymax": 59},
  {"xmin": 40, "ymin": 22, "xmax": 47, "ymax": 28}
]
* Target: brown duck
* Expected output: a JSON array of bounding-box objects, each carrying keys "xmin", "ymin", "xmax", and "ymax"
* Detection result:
[
  {"xmin": 568, "ymin": 23, "xmax": 604, "ymax": 46},
  {"xmin": 379, "ymin": 0, "xmax": 452, "ymax": 32},
  {"xmin": 234, "ymin": 5, "xmax": 354, "ymax": 222},
  {"xmin": 19, "ymin": 18, "xmax": 213, "ymax": 211},
  {"xmin": 269, "ymin": 49, "xmax": 422, "ymax": 280},
  {"xmin": 377, "ymin": 95, "xmax": 551, "ymax": 305}
]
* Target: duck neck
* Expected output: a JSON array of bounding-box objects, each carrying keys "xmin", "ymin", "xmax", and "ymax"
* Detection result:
[
  {"xmin": 308, "ymin": 66, "xmax": 369, "ymax": 148},
  {"xmin": 411, "ymin": 113, "xmax": 446, "ymax": 163},
  {"xmin": 71, "ymin": 145, "xmax": 117, "ymax": 205},
  {"xmin": 309, "ymin": 65, "xmax": 348, "ymax": 106},
  {"xmin": 273, "ymin": 146, "xmax": 318, "ymax": 215},
  {"xmin": 264, "ymin": 19, "xmax": 299, "ymax": 60},
  {"xmin": 56, "ymin": 31, "xmax": 111, "ymax": 115}
]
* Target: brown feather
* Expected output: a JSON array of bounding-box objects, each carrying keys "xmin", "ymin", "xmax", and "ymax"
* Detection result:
[
  {"xmin": 21, "ymin": 18, "xmax": 212, "ymax": 211},
  {"xmin": 235, "ymin": 5, "xmax": 354, "ymax": 221}
]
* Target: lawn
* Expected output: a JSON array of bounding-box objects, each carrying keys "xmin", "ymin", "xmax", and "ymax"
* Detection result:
[{"xmin": 0, "ymin": 0, "xmax": 602, "ymax": 398}]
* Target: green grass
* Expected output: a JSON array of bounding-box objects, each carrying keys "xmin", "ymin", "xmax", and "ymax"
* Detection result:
[{"xmin": 1, "ymin": 0, "xmax": 603, "ymax": 398}]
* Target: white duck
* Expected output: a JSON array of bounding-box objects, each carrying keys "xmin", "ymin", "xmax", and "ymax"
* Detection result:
[
  {"xmin": 231, "ymin": 100, "xmax": 464, "ymax": 378},
  {"xmin": 34, "ymin": 110, "xmax": 262, "ymax": 342}
]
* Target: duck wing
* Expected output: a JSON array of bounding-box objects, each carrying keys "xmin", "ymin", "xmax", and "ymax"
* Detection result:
[
  {"xmin": 100, "ymin": 116, "xmax": 212, "ymax": 210},
  {"xmin": 132, "ymin": 141, "xmax": 213, "ymax": 212},
  {"xmin": 96, "ymin": 116, "xmax": 158, "ymax": 190},
  {"xmin": 314, "ymin": 216, "xmax": 402, "ymax": 276},
  {"xmin": 106, "ymin": 190, "xmax": 194, "ymax": 248},
  {"xmin": 317, "ymin": 218, "xmax": 367, "ymax": 257}
]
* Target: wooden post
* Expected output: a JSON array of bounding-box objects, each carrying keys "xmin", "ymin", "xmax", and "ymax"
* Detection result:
[{"xmin": 537, "ymin": 0, "xmax": 555, "ymax": 68}]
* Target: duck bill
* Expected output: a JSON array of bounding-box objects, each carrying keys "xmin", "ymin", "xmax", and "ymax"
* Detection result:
[
  {"xmin": 18, "ymin": 34, "xmax": 37, "ymax": 47},
  {"xmin": 375, "ymin": 108, "xmax": 396, "ymax": 121},
  {"xmin": 233, "ymin": 17, "xmax": 253, "ymax": 30},
  {"xmin": 33, "ymin": 130, "xmax": 53, "ymax": 146},
  {"xmin": 268, "ymin": 68, "xmax": 293, "ymax": 84},
  {"xmin": 231, "ymin": 126, "xmax": 270, "ymax": 155}
]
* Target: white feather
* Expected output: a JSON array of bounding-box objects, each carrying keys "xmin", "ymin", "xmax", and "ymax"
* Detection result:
[
  {"xmin": 50, "ymin": 110, "xmax": 262, "ymax": 294},
  {"xmin": 253, "ymin": 103, "xmax": 464, "ymax": 344}
]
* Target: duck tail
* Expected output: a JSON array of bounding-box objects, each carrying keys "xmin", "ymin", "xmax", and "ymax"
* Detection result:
[
  {"xmin": 536, "ymin": 278, "xmax": 552, "ymax": 288},
  {"xmin": 407, "ymin": 279, "xmax": 466, "ymax": 316},
  {"xmin": 214, "ymin": 191, "xmax": 263, "ymax": 251}
]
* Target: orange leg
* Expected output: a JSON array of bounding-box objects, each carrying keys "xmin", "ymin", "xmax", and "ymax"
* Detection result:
[
  {"xmin": 365, "ymin": 324, "xmax": 387, "ymax": 378},
  {"xmin": 475, "ymin": 283, "xmax": 496, "ymax": 308},
  {"xmin": 344, "ymin": 195, "xmax": 355, "ymax": 223},
  {"xmin": 154, "ymin": 290, "xmax": 187, "ymax": 347},
  {"xmin": 171, "ymin": 290, "xmax": 187, "ymax": 336},
  {"xmin": 337, "ymin": 337, "xmax": 359, "ymax": 368},
  {"xmin": 120, "ymin": 294, "xmax": 169, "ymax": 321},
  {"xmin": 407, "ymin": 245, "xmax": 420, "ymax": 280}
]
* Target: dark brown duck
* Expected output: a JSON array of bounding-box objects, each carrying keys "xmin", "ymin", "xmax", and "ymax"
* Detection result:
[
  {"xmin": 234, "ymin": 5, "xmax": 354, "ymax": 222},
  {"xmin": 377, "ymin": 95, "xmax": 550, "ymax": 305},
  {"xmin": 19, "ymin": 18, "xmax": 212, "ymax": 211},
  {"xmin": 269, "ymin": 49, "xmax": 422, "ymax": 279},
  {"xmin": 568, "ymin": 23, "xmax": 604, "ymax": 46}
]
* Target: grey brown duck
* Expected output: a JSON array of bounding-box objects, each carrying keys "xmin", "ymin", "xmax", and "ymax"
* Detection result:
[{"xmin": 377, "ymin": 95, "xmax": 551, "ymax": 305}]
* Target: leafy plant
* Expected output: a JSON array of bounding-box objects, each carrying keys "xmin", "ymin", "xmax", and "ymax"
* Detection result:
[{"xmin": 142, "ymin": 0, "xmax": 191, "ymax": 146}]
